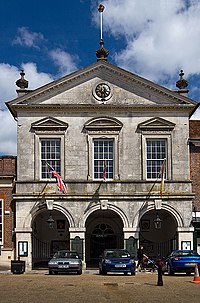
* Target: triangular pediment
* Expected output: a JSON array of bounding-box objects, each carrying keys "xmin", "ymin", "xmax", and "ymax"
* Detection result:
[
  {"xmin": 31, "ymin": 117, "xmax": 68, "ymax": 131},
  {"xmin": 84, "ymin": 117, "xmax": 123, "ymax": 132},
  {"xmin": 138, "ymin": 117, "xmax": 175, "ymax": 132},
  {"xmin": 7, "ymin": 61, "xmax": 198, "ymax": 118}
]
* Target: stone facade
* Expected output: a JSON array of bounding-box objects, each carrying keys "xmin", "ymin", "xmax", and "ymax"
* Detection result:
[
  {"xmin": 0, "ymin": 156, "xmax": 16, "ymax": 268},
  {"xmin": 7, "ymin": 61, "xmax": 198, "ymax": 270}
]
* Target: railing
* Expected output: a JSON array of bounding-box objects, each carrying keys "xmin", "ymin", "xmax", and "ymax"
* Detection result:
[{"xmin": 32, "ymin": 235, "xmax": 51, "ymax": 268}]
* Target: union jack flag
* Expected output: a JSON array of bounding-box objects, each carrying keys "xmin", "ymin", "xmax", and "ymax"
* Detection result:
[{"xmin": 46, "ymin": 162, "xmax": 67, "ymax": 194}]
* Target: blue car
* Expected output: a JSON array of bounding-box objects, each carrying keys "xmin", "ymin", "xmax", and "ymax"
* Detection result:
[
  {"xmin": 99, "ymin": 249, "xmax": 136, "ymax": 275},
  {"xmin": 162, "ymin": 250, "xmax": 200, "ymax": 275}
]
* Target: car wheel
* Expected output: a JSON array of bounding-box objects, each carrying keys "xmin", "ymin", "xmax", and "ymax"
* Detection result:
[
  {"xmin": 131, "ymin": 270, "xmax": 136, "ymax": 276},
  {"xmin": 124, "ymin": 272, "xmax": 128, "ymax": 275},
  {"xmin": 167, "ymin": 264, "xmax": 174, "ymax": 275},
  {"xmin": 77, "ymin": 269, "xmax": 82, "ymax": 275},
  {"xmin": 102, "ymin": 269, "xmax": 107, "ymax": 275},
  {"xmin": 186, "ymin": 271, "xmax": 191, "ymax": 276},
  {"xmin": 49, "ymin": 270, "xmax": 53, "ymax": 275}
]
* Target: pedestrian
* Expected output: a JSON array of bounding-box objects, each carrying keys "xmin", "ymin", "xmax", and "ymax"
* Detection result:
[{"xmin": 137, "ymin": 245, "xmax": 145, "ymax": 271}]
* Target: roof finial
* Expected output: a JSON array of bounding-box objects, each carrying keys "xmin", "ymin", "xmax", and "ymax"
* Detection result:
[
  {"xmin": 16, "ymin": 70, "xmax": 29, "ymax": 89},
  {"xmin": 176, "ymin": 69, "xmax": 188, "ymax": 90},
  {"xmin": 96, "ymin": 3, "xmax": 109, "ymax": 61}
]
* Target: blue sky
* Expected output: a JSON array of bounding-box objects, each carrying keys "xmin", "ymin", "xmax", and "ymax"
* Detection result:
[{"xmin": 1, "ymin": 0, "xmax": 200, "ymax": 155}]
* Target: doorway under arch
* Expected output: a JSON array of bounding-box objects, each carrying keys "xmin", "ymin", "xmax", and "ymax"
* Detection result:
[
  {"xmin": 32, "ymin": 209, "xmax": 70, "ymax": 268},
  {"xmin": 85, "ymin": 209, "xmax": 124, "ymax": 268},
  {"xmin": 139, "ymin": 209, "xmax": 178, "ymax": 259}
]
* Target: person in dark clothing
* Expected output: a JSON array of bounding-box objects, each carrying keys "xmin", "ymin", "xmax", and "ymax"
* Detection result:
[{"xmin": 137, "ymin": 246, "xmax": 144, "ymax": 270}]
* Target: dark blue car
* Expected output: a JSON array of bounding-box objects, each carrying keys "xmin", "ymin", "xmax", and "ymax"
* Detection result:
[
  {"xmin": 99, "ymin": 249, "xmax": 136, "ymax": 275},
  {"xmin": 162, "ymin": 250, "xmax": 200, "ymax": 275}
]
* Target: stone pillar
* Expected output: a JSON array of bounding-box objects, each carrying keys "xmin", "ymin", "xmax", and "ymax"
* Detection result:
[
  {"xmin": 177, "ymin": 227, "xmax": 194, "ymax": 250},
  {"xmin": 123, "ymin": 228, "xmax": 139, "ymax": 257},
  {"xmin": 123, "ymin": 227, "xmax": 140, "ymax": 241},
  {"xmin": 69, "ymin": 228, "xmax": 86, "ymax": 269}
]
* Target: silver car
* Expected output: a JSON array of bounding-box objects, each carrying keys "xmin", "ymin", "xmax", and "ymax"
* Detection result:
[{"xmin": 48, "ymin": 250, "xmax": 82, "ymax": 275}]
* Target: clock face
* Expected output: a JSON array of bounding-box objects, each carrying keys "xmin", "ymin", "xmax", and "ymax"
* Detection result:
[{"xmin": 95, "ymin": 83, "xmax": 111, "ymax": 99}]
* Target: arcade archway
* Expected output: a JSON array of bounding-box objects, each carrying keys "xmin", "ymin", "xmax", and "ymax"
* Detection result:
[
  {"xmin": 139, "ymin": 209, "xmax": 178, "ymax": 259},
  {"xmin": 32, "ymin": 209, "xmax": 70, "ymax": 268},
  {"xmin": 85, "ymin": 209, "xmax": 124, "ymax": 268}
]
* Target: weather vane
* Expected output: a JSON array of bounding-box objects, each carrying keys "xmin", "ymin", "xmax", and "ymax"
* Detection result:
[{"xmin": 98, "ymin": 3, "xmax": 105, "ymax": 41}]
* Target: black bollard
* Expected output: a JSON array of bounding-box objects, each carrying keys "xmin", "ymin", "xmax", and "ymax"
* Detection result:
[{"xmin": 157, "ymin": 259, "xmax": 163, "ymax": 286}]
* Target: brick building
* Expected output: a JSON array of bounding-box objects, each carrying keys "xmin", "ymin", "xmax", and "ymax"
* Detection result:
[
  {"xmin": 189, "ymin": 120, "xmax": 200, "ymax": 254},
  {"xmin": 0, "ymin": 156, "xmax": 16, "ymax": 268}
]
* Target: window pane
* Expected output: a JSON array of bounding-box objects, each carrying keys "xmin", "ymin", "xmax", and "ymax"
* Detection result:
[
  {"xmin": 146, "ymin": 139, "xmax": 166, "ymax": 179},
  {"xmin": 41, "ymin": 139, "xmax": 61, "ymax": 179},
  {"xmin": 93, "ymin": 139, "xmax": 114, "ymax": 179}
]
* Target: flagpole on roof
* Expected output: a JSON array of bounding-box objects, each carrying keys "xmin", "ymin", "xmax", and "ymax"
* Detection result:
[
  {"xmin": 98, "ymin": 3, "xmax": 104, "ymax": 41},
  {"xmin": 96, "ymin": 4, "xmax": 109, "ymax": 61}
]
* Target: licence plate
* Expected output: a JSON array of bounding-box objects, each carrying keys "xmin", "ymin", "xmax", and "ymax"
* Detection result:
[
  {"xmin": 58, "ymin": 265, "xmax": 69, "ymax": 268},
  {"xmin": 185, "ymin": 263, "xmax": 196, "ymax": 266},
  {"xmin": 115, "ymin": 264, "xmax": 126, "ymax": 268}
]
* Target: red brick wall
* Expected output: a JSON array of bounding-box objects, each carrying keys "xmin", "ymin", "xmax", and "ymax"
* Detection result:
[
  {"xmin": 189, "ymin": 121, "xmax": 200, "ymax": 211},
  {"xmin": 0, "ymin": 156, "xmax": 16, "ymax": 249},
  {"xmin": 0, "ymin": 156, "xmax": 16, "ymax": 176}
]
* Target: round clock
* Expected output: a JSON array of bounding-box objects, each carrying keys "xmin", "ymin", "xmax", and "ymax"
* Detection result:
[{"xmin": 95, "ymin": 83, "xmax": 111, "ymax": 100}]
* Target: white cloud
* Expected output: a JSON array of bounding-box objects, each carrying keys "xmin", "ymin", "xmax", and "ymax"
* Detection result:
[
  {"xmin": 0, "ymin": 62, "xmax": 54, "ymax": 155},
  {"xmin": 20, "ymin": 62, "xmax": 54, "ymax": 89},
  {"xmin": 0, "ymin": 64, "xmax": 20, "ymax": 108},
  {"xmin": 13, "ymin": 27, "xmax": 45, "ymax": 48},
  {"xmin": 0, "ymin": 110, "xmax": 17, "ymax": 155},
  {"xmin": 94, "ymin": 0, "xmax": 200, "ymax": 83},
  {"xmin": 49, "ymin": 48, "xmax": 79, "ymax": 76}
]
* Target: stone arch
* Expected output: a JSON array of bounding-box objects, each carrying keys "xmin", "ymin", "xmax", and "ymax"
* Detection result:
[
  {"xmin": 132, "ymin": 202, "xmax": 183, "ymax": 228},
  {"xmin": 31, "ymin": 202, "xmax": 74, "ymax": 268},
  {"xmin": 134, "ymin": 203, "xmax": 183, "ymax": 257},
  {"xmin": 84, "ymin": 203, "xmax": 127, "ymax": 267},
  {"xmin": 28, "ymin": 202, "xmax": 75, "ymax": 229},
  {"xmin": 81, "ymin": 203, "xmax": 129, "ymax": 228}
]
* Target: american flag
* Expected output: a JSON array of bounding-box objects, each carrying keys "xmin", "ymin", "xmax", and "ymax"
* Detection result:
[{"xmin": 46, "ymin": 162, "xmax": 67, "ymax": 194}]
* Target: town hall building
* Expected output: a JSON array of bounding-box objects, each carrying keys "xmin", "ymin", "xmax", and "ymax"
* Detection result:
[{"xmin": 6, "ymin": 37, "xmax": 198, "ymax": 270}]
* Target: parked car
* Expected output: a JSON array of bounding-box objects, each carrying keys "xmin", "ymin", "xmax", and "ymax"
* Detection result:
[
  {"xmin": 48, "ymin": 250, "xmax": 82, "ymax": 275},
  {"xmin": 99, "ymin": 248, "xmax": 136, "ymax": 275},
  {"xmin": 162, "ymin": 250, "xmax": 200, "ymax": 275}
]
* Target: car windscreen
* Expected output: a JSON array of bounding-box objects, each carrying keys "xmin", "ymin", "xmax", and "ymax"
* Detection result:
[{"xmin": 105, "ymin": 250, "xmax": 131, "ymax": 258}]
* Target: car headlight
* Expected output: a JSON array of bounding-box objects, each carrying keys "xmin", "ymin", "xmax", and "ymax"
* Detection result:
[
  {"xmin": 70, "ymin": 261, "xmax": 80, "ymax": 265},
  {"xmin": 130, "ymin": 259, "xmax": 135, "ymax": 264},
  {"xmin": 48, "ymin": 261, "xmax": 58, "ymax": 265},
  {"xmin": 105, "ymin": 259, "xmax": 112, "ymax": 264}
]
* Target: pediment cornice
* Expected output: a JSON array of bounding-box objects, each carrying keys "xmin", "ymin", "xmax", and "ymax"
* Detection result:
[
  {"xmin": 84, "ymin": 116, "xmax": 123, "ymax": 132},
  {"xmin": 31, "ymin": 116, "xmax": 68, "ymax": 132},
  {"xmin": 6, "ymin": 61, "xmax": 198, "ymax": 118},
  {"xmin": 138, "ymin": 117, "xmax": 176, "ymax": 132},
  {"xmin": 13, "ymin": 103, "xmax": 194, "ymax": 114}
]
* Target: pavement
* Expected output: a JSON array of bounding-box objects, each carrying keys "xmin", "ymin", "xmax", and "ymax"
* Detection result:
[
  {"xmin": 0, "ymin": 269, "xmax": 199, "ymax": 303},
  {"xmin": 0, "ymin": 266, "xmax": 153, "ymax": 275}
]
